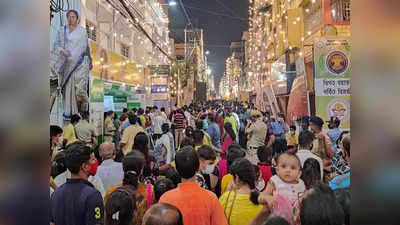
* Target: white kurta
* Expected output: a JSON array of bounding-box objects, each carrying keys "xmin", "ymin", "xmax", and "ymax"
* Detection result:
[{"xmin": 51, "ymin": 25, "xmax": 90, "ymax": 118}]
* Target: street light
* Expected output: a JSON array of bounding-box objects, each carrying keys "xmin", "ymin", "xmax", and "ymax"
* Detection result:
[
  {"xmin": 206, "ymin": 68, "xmax": 211, "ymax": 75},
  {"xmin": 205, "ymin": 50, "xmax": 210, "ymax": 55},
  {"xmin": 169, "ymin": 1, "xmax": 177, "ymax": 6}
]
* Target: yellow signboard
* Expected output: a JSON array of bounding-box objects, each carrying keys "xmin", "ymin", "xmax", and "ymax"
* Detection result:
[{"xmin": 90, "ymin": 41, "xmax": 144, "ymax": 86}]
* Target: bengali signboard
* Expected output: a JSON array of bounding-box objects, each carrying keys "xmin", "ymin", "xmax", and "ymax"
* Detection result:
[{"xmin": 314, "ymin": 37, "xmax": 351, "ymax": 130}]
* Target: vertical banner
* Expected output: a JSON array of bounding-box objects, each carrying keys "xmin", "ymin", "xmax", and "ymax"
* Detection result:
[
  {"xmin": 90, "ymin": 78, "xmax": 104, "ymax": 139},
  {"xmin": 314, "ymin": 37, "xmax": 351, "ymax": 130}
]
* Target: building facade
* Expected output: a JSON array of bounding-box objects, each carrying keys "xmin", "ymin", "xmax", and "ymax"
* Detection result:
[{"xmin": 246, "ymin": 0, "xmax": 350, "ymax": 123}]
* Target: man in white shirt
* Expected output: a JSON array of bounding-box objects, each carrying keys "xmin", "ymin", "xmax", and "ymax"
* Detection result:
[
  {"xmin": 296, "ymin": 130, "xmax": 324, "ymax": 180},
  {"xmin": 183, "ymin": 106, "xmax": 192, "ymax": 127},
  {"xmin": 153, "ymin": 111, "xmax": 167, "ymax": 141},
  {"xmin": 96, "ymin": 143, "xmax": 123, "ymax": 193}
]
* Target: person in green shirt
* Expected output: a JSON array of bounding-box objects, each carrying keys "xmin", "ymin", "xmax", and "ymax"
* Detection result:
[{"xmin": 224, "ymin": 113, "xmax": 238, "ymax": 137}]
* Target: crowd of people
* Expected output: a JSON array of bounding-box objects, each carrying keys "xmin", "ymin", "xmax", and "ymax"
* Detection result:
[{"xmin": 50, "ymin": 100, "xmax": 350, "ymax": 225}]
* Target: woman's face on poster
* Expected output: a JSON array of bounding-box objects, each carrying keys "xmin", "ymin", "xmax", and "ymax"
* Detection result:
[{"xmin": 67, "ymin": 12, "xmax": 78, "ymax": 26}]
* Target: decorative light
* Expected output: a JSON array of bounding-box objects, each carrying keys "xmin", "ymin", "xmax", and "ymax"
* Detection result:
[
  {"xmin": 305, "ymin": 8, "xmax": 310, "ymax": 13},
  {"xmin": 307, "ymin": 31, "xmax": 312, "ymax": 35},
  {"xmin": 331, "ymin": 9, "xmax": 336, "ymax": 17},
  {"xmin": 299, "ymin": 52, "xmax": 303, "ymax": 56},
  {"xmin": 312, "ymin": 0, "xmax": 316, "ymax": 3}
]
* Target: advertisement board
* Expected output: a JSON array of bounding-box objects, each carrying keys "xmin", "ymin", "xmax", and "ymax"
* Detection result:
[
  {"xmin": 89, "ymin": 78, "xmax": 104, "ymax": 138},
  {"xmin": 314, "ymin": 37, "xmax": 351, "ymax": 130}
]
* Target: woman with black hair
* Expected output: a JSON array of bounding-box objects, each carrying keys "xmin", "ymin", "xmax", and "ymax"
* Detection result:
[
  {"xmin": 105, "ymin": 151, "xmax": 153, "ymax": 225},
  {"xmin": 300, "ymin": 158, "xmax": 322, "ymax": 190},
  {"xmin": 105, "ymin": 187, "xmax": 138, "ymax": 225},
  {"xmin": 221, "ymin": 122, "xmax": 236, "ymax": 159},
  {"xmin": 220, "ymin": 143, "xmax": 246, "ymax": 193},
  {"xmin": 132, "ymin": 132, "xmax": 152, "ymax": 178},
  {"xmin": 219, "ymin": 158, "xmax": 263, "ymax": 225}
]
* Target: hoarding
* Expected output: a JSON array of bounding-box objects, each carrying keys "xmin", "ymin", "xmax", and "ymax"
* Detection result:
[{"xmin": 314, "ymin": 37, "xmax": 351, "ymax": 130}]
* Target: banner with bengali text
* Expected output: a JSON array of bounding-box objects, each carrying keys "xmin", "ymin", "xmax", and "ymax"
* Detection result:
[{"xmin": 314, "ymin": 37, "xmax": 351, "ymax": 130}]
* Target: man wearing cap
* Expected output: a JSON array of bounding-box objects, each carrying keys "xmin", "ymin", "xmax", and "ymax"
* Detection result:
[
  {"xmin": 96, "ymin": 143, "xmax": 123, "ymax": 192},
  {"xmin": 245, "ymin": 110, "xmax": 267, "ymax": 164},
  {"xmin": 309, "ymin": 116, "xmax": 334, "ymax": 175},
  {"xmin": 327, "ymin": 116, "xmax": 341, "ymax": 153}
]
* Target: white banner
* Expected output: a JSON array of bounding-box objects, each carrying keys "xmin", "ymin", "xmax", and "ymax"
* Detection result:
[{"xmin": 315, "ymin": 78, "xmax": 350, "ymax": 96}]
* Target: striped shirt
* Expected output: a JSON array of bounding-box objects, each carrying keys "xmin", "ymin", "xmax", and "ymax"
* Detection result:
[{"xmin": 174, "ymin": 112, "xmax": 186, "ymax": 129}]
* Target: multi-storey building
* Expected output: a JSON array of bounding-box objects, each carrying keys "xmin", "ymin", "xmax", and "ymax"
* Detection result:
[{"xmin": 247, "ymin": 0, "xmax": 350, "ymax": 122}]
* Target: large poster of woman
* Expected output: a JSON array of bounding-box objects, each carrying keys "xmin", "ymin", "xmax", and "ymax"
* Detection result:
[{"xmin": 50, "ymin": 10, "xmax": 92, "ymax": 120}]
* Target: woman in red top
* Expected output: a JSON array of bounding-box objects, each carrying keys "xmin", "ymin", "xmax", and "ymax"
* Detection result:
[{"xmin": 256, "ymin": 146, "xmax": 273, "ymax": 183}]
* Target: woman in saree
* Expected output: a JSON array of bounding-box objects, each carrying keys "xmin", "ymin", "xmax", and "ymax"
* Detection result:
[{"xmin": 51, "ymin": 10, "xmax": 92, "ymax": 119}]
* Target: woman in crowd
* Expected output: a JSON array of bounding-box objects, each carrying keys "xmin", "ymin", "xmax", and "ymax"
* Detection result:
[
  {"xmin": 219, "ymin": 158, "xmax": 263, "ymax": 225},
  {"xmin": 221, "ymin": 122, "xmax": 236, "ymax": 159},
  {"xmin": 301, "ymin": 158, "xmax": 322, "ymax": 190},
  {"xmin": 220, "ymin": 143, "xmax": 246, "ymax": 193},
  {"xmin": 132, "ymin": 132, "xmax": 152, "ymax": 178},
  {"xmin": 105, "ymin": 150, "xmax": 149, "ymax": 225}
]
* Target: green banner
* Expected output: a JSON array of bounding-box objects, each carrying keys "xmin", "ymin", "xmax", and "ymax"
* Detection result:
[
  {"xmin": 314, "ymin": 37, "xmax": 351, "ymax": 130},
  {"xmin": 90, "ymin": 79, "xmax": 104, "ymax": 103},
  {"xmin": 149, "ymin": 65, "xmax": 170, "ymax": 75},
  {"xmin": 128, "ymin": 102, "xmax": 141, "ymax": 109}
]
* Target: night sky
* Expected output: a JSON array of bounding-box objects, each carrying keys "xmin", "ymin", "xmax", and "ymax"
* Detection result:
[{"xmin": 168, "ymin": 0, "xmax": 248, "ymax": 86}]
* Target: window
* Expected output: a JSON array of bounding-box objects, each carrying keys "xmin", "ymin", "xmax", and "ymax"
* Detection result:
[
  {"xmin": 86, "ymin": 20, "xmax": 97, "ymax": 41},
  {"xmin": 331, "ymin": 0, "xmax": 350, "ymax": 22},
  {"xmin": 121, "ymin": 43, "xmax": 130, "ymax": 58}
]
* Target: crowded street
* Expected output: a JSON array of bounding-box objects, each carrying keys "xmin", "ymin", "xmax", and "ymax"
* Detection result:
[{"xmin": 49, "ymin": 0, "xmax": 350, "ymax": 225}]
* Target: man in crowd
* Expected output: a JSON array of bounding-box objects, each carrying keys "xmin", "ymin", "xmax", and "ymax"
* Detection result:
[
  {"xmin": 245, "ymin": 110, "xmax": 268, "ymax": 165},
  {"xmin": 104, "ymin": 111, "xmax": 116, "ymax": 143},
  {"xmin": 53, "ymin": 142, "xmax": 106, "ymax": 198},
  {"xmin": 75, "ymin": 111, "xmax": 98, "ymax": 148},
  {"xmin": 50, "ymin": 142, "xmax": 104, "ymax": 225},
  {"xmin": 160, "ymin": 107, "xmax": 168, "ymax": 120},
  {"xmin": 153, "ymin": 110, "xmax": 167, "ymax": 141},
  {"xmin": 296, "ymin": 130, "xmax": 324, "ymax": 180},
  {"xmin": 309, "ymin": 116, "xmax": 334, "ymax": 175},
  {"xmin": 96, "ymin": 143, "xmax": 123, "ymax": 193},
  {"xmin": 120, "ymin": 114, "xmax": 144, "ymax": 155},
  {"xmin": 285, "ymin": 125, "xmax": 299, "ymax": 151},
  {"xmin": 327, "ymin": 116, "xmax": 342, "ymax": 153},
  {"xmin": 143, "ymin": 203, "xmax": 184, "ymax": 225},
  {"xmin": 206, "ymin": 114, "xmax": 221, "ymax": 148},
  {"xmin": 198, "ymin": 145, "xmax": 220, "ymax": 195},
  {"xmin": 159, "ymin": 146, "xmax": 228, "ymax": 225}
]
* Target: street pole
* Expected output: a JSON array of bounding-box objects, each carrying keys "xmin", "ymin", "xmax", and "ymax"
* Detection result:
[{"xmin": 177, "ymin": 68, "xmax": 180, "ymax": 106}]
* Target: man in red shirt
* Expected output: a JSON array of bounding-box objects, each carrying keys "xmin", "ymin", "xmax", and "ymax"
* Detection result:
[{"xmin": 159, "ymin": 146, "xmax": 228, "ymax": 225}]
